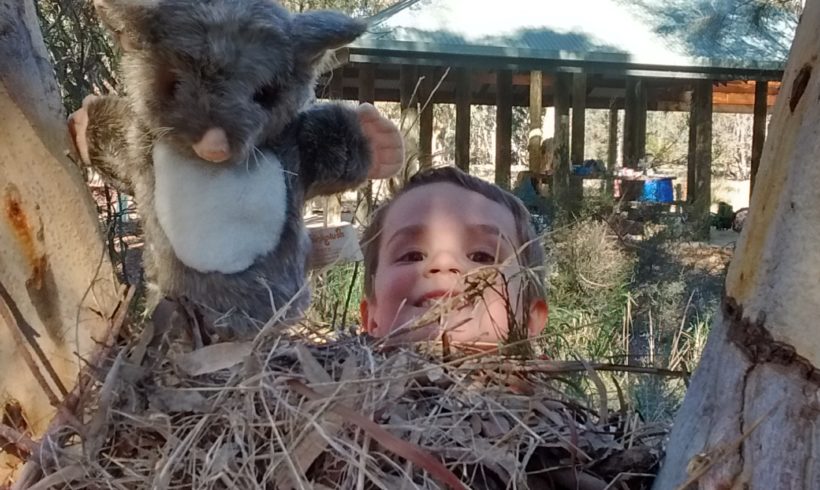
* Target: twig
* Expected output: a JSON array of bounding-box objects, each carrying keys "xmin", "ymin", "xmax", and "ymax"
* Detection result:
[{"xmin": 457, "ymin": 359, "xmax": 689, "ymax": 378}]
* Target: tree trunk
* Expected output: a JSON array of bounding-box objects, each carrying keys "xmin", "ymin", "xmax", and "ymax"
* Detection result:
[
  {"xmin": 655, "ymin": 4, "xmax": 820, "ymax": 488},
  {"xmin": 0, "ymin": 0, "xmax": 119, "ymax": 480}
]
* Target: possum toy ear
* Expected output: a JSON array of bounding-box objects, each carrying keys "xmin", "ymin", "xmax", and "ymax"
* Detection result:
[
  {"xmin": 291, "ymin": 10, "xmax": 368, "ymax": 64},
  {"xmin": 93, "ymin": 0, "xmax": 159, "ymax": 51}
]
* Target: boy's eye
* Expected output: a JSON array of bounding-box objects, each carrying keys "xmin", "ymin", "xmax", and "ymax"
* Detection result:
[
  {"xmin": 397, "ymin": 251, "xmax": 425, "ymax": 263},
  {"xmin": 468, "ymin": 251, "xmax": 496, "ymax": 264}
]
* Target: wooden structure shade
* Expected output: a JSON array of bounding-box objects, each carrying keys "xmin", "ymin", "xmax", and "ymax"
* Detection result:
[
  {"xmin": 322, "ymin": 63, "xmax": 778, "ymax": 226},
  {"xmin": 320, "ymin": 0, "xmax": 793, "ymax": 235}
]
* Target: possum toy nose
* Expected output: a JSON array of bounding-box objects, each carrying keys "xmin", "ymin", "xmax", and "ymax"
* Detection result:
[{"xmin": 193, "ymin": 127, "xmax": 231, "ymax": 163}]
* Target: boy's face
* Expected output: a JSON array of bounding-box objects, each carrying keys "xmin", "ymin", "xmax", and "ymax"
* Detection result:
[{"xmin": 361, "ymin": 182, "xmax": 547, "ymax": 344}]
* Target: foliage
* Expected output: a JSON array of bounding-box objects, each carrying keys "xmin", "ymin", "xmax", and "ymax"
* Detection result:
[
  {"xmin": 542, "ymin": 211, "xmax": 724, "ymax": 422},
  {"xmin": 545, "ymin": 220, "xmax": 634, "ymax": 360},
  {"xmin": 36, "ymin": 0, "xmax": 120, "ymax": 112},
  {"xmin": 306, "ymin": 262, "xmax": 364, "ymax": 329}
]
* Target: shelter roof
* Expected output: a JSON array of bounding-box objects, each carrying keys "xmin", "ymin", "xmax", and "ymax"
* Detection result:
[{"xmin": 350, "ymin": 0, "xmax": 798, "ymax": 79}]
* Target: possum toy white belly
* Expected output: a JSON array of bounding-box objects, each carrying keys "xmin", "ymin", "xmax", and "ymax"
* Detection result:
[{"xmin": 152, "ymin": 139, "xmax": 287, "ymax": 274}]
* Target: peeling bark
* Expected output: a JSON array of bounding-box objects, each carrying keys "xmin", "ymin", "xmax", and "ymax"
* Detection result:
[{"xmin": 655, "ymin": 2, "xmax": 820, "ymax": 488}]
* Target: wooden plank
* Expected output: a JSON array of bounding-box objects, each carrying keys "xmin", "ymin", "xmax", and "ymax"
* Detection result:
[
  {"xmin": 750, "ymin": 80, "xmax": 768, "ymax": 200},
  {"xmin": 495, "ymin": 70, "xmax": 513, "ymax": 189},
  {"xmin": 455, "ymin": 68, "xmax": 471, "ymax": 172},
  {"xmin": 712, "ymin": 80, "xmax": 781, "ymax": 94},
  {"xmin": 571, "ymin": 72, "xmax": 587, "ymax": 165},
  {"xmin": 400, "ymin": 65, "xmax": 419, "ymax": 176},
  {"xmin": 691, "ymin": 79, "xmax": 713, "ymax": 240},
  {"xmin": 528, "ymin": 70, "xmax": 543, "ymax": 172},
  {"xmin": 336, "ymin": 83, "xmax": 774, "ymax": 113},
  {"xmin": 418, "ymin": 67, "xmax": 434, "ymax": 170}
]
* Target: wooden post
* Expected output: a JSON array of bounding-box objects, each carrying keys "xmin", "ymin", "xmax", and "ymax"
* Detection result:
[
  {"xmin": 623, "ymin": 78, "xmax": 637, "ymax": 168},
  {"xmin": 750, "ymin": 80, "xmax": 768, "ymax": 200},
  {"xmin": 571, "ymin": 72, "xmax": 587, "ymax": 166},
  {"xmin": 400, "ymin": 65, "xmax": 419, "ymax": 178},
  {"xmin": 324, "ymin": 67, "xmax": 345, "ymax": 222},
  {"xmin": 528, "ymin": 70, "xmax": 543, "ymax": 172},
  {"xmin": 455, "ymin": 68, "xmax": 471, "ymax": 172},
  {"xmin": 636, "ymin": 80, "xmax": 647, "ymax": 163},
  {"xmin": 418, "ymin": 67, "xmax": 434, "ymax": 170},
  {"xmin": 622, "ymin": 77, "xmax": 646, "ymax": 168},
  {"xmin": 329, "ymin": 68, "xmax": 344, "ymax": 100},
  {"xmin": 691, "ymin": 79, "xmax": 713, "ymax": 240},
  {"xmin": 552, "ymin": 72, "xmax": 573, "ymax": 212},
  {"xmin": 607, "ymin": 102, "xmax": 618, "ymax": 195},
  {"xmin": 356, "ymin": 64, "xmax": 376, "ymax": 224},
  {"xmin": 687, "ymin": 88, "xmax": 697, "ymax": 203},
  {"xmin": 495, "ymin": 70, "xmax": 513, "ymax": 189}
]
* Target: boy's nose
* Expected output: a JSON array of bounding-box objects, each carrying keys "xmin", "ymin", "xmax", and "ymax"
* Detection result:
[{"xmin": 425, "ymin": 252, "xmax": 462, "ymax": 276}]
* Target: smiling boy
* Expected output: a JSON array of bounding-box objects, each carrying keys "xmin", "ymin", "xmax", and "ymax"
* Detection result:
[{"xmin": 359, "ymin": 166, "xmax": 548, "ymax": 345}]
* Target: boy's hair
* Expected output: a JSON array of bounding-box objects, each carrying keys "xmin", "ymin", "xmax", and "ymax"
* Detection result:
[{"xmin": 361, "ymin": 166, "xmax": 547, "ymax": 303}]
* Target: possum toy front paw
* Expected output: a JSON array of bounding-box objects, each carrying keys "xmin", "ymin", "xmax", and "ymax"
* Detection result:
[
  {"xmin": 68, "ymin": 95, "xmax": 98, "ymax": 166},
  {"xmin": 357, "ymin": 103, "xmax": 405, "ymax": 180}
]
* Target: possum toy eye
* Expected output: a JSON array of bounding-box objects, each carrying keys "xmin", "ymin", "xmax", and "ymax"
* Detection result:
[
  {"xmin": 253, "ymin": 83, "xmax": 280, "ymax": 110},
  {"xmin": 156, "ymin": 67, "xmax": 179, "ymax": 100}
]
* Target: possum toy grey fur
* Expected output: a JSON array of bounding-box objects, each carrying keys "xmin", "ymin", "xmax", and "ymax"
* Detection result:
[{"xmin": 70, "ymin": 0, "xmax": 403, "ymax": 340}]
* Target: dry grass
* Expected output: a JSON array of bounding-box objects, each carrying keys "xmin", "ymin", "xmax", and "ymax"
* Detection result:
[{"xmin": 10, "ymin": 317, "xmax": 671, "ymax": 490}]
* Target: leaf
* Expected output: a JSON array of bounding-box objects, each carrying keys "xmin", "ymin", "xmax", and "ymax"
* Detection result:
[
  {"xmin": 148, "ymin": 388, "xmax": 209, "ymax": 413},
  {"xmin": 174, "ymin": 342, "xmax": 252, "ymax": 376},
  {"xmin": 295, "ymin": 343, "xmax": 333, "ymax": 387}
]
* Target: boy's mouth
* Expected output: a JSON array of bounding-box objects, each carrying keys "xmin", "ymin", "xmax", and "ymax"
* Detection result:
[{"xmin": 413, "ymin": 290, "xmax": 463, "ymax": 308}]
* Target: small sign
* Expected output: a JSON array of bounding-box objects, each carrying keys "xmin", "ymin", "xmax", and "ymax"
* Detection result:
[{"xmin": 307, "ymin": 222, "xmax": 363, "ymax": 269}]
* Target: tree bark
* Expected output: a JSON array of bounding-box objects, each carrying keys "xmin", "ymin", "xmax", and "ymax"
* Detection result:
[
  {"xmin": 0, "ymin": 0, "xmax": 119, "ymax": 480},
  {"xmin": 655, "ymin": 3, "xmax": 820, "ymax": 488}
]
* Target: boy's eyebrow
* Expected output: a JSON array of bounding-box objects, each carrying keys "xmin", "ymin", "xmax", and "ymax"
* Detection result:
[
  {"xmin": 384, "ymin": 224, "xmax": 426, "ymax": 250},
  {"xmin": 467, "ymin": 223, "xmax": 503, "ymax": 238},
  {"xmin": 467, "ymin": 223, "xmax": 516, "ymax": 246}
]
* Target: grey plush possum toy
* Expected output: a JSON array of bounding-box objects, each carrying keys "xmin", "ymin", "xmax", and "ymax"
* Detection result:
[{"xmin": 70, "ymin": 0, "xmax": 403, "ymax": 340}]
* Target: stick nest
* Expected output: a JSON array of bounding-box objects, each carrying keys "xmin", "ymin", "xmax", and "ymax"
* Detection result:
[{"xmin": 23, "ymin": 322, "xmax": 667, "ymax": 490}]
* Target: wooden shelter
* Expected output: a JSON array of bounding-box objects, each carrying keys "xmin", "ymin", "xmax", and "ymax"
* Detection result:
[{"xmin": 323, "ymin": 0, "xmax": 797, "ymax": 236}]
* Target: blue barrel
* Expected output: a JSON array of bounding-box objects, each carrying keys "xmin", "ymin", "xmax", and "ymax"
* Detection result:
[{"xmin": 640, "ymin": 178, "xmax": 674, "ymax": 203}]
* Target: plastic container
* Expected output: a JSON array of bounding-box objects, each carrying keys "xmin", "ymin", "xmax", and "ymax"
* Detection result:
[{"xmin": 640, "ymin": 178, "xmax": 674, "ymax": 203}]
